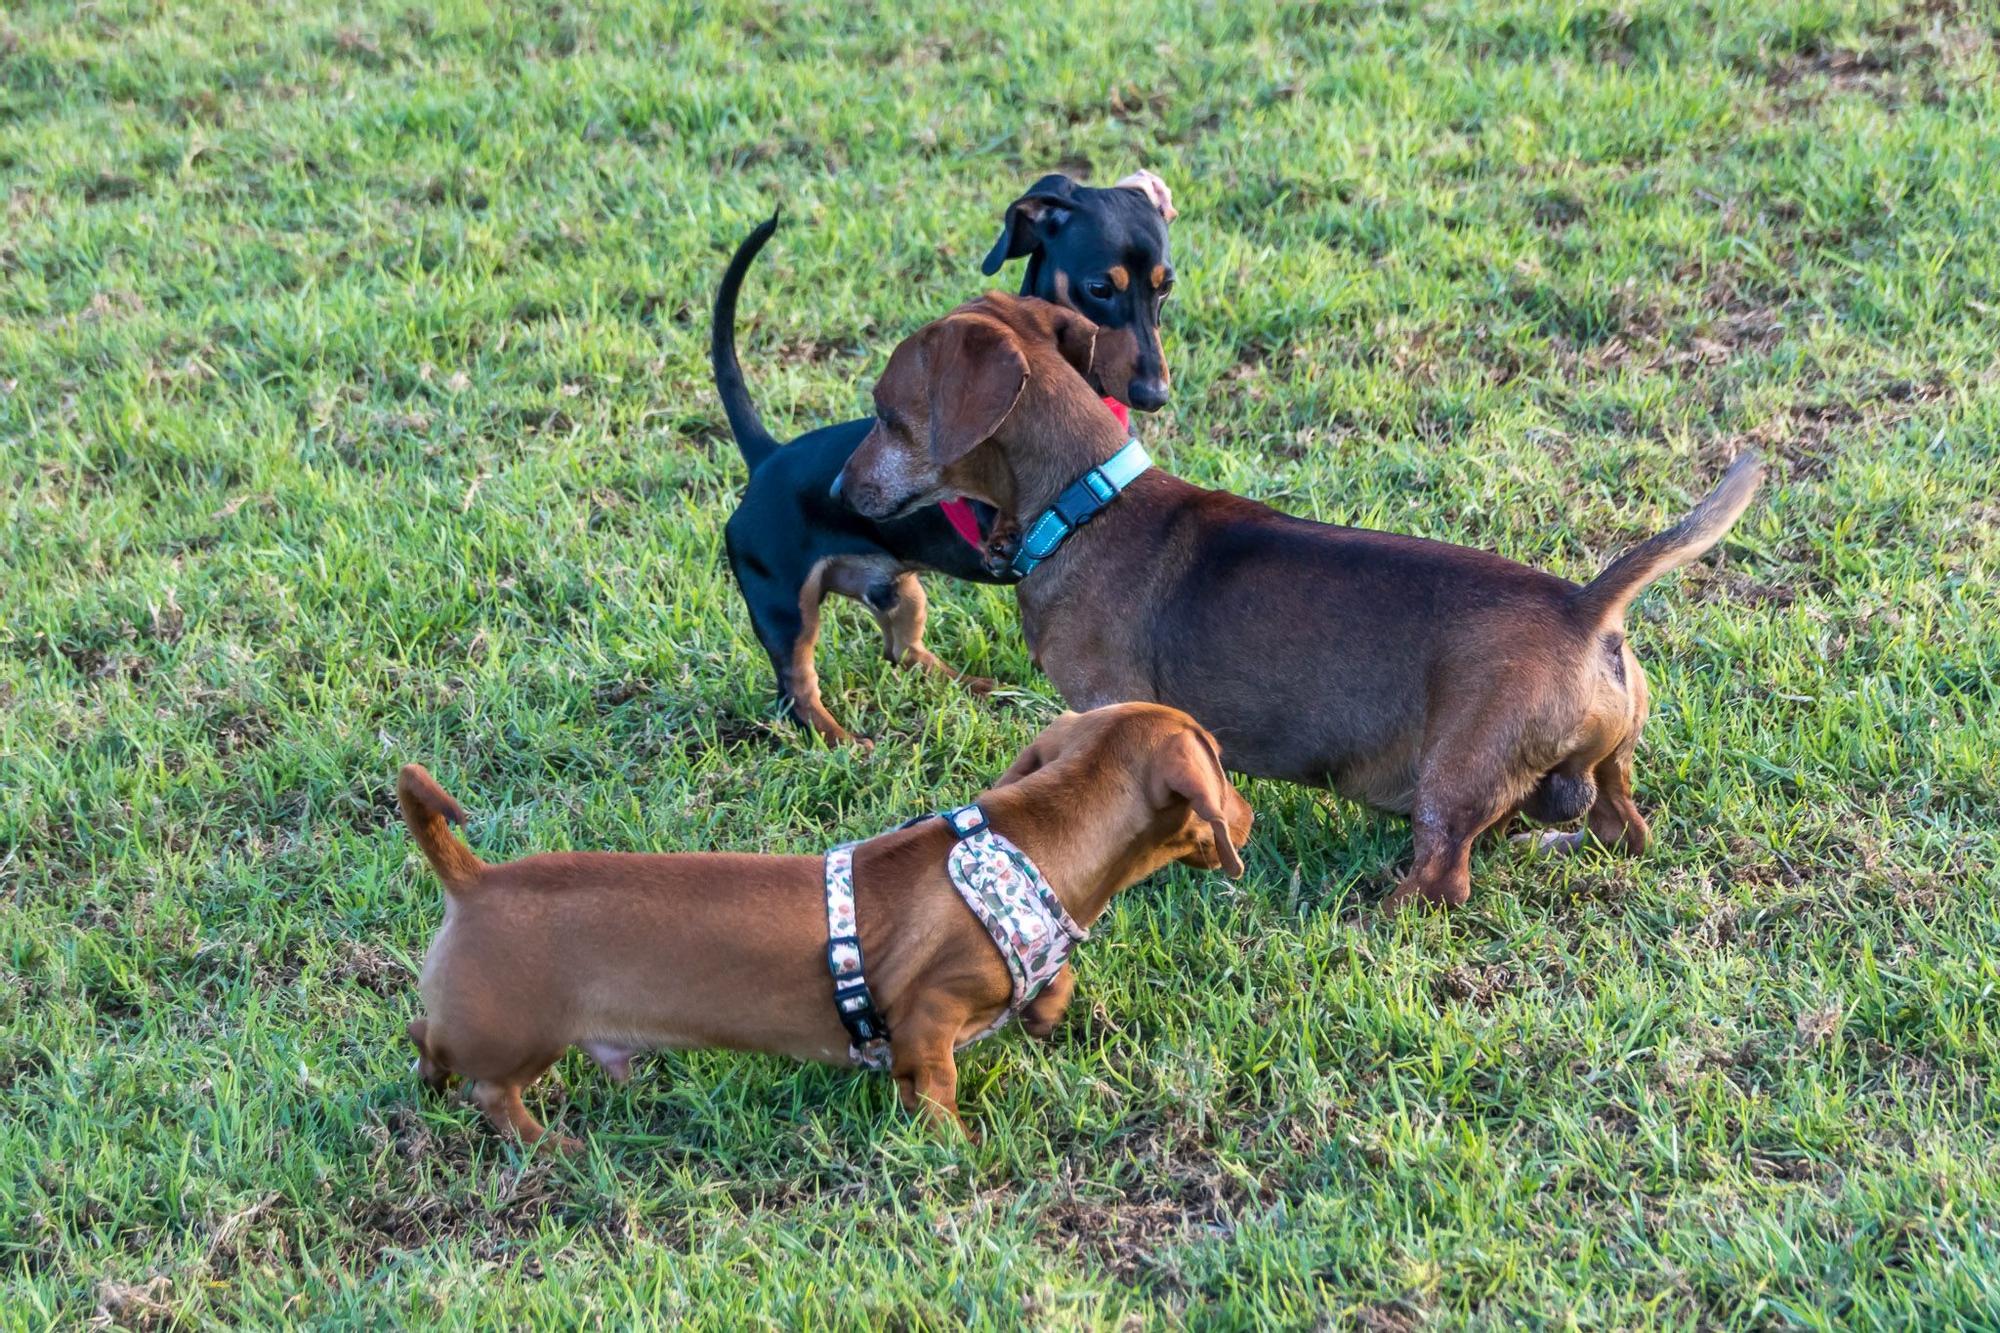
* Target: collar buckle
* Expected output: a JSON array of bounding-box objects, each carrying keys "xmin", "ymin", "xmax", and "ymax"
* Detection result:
[{"xmin": 1010, "ymin": 440, "xmax": 1149, "ymax": 579}]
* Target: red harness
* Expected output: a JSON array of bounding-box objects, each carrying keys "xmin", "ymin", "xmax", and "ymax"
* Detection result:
[{"xmin": 938, "ymin": 397, "xmax": 1131, "ymax": 550}]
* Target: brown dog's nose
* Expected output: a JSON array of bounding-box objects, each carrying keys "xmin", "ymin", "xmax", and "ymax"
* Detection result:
[{"xmin": 1128, "ymin": 377, "xmax": 1169, "ymax": 412}]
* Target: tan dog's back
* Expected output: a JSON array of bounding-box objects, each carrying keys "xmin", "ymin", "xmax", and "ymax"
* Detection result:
[{"xmin": 420, "ymin": 851, "xmax": 850, "ymax": 1068}]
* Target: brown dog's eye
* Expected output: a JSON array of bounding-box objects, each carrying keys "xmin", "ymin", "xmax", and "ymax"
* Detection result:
[{"xmin": 1086, "ymin": 279, "xmax": 1116, "ymax": 301}]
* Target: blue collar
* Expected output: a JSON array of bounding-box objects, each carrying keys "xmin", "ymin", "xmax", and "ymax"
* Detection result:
[{"xmin": 1008, "ymin": 440, "xmax": 1151, "ymax": 577}]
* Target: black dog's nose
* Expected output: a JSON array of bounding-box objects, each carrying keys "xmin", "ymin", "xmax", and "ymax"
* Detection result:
[
  {"xmin": 829, "ymin": 471, "xmax": 845, "ymax": 501},
  {"xmin": 1128, "ymin": 377, "xmax": 1169, "ymax": 412}
]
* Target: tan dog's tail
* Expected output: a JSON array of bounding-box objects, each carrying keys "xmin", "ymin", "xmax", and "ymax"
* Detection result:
[
  {"xmin": 1570, "ymin": 453, "xmax": 1764, "ymax": 627},
  {"xmin": 397, "ymin": 764, "xmax": 484, "ymax": 892}
]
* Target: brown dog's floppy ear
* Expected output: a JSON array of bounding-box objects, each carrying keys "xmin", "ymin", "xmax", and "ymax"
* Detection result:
[
  {"xmin": 982, "ymin": 174, "xmax": 1078, "ymax": 275},
  {"xmin": 1150, "ymin": 728, "xmax": 1246, "ymax": 878},
  {"xmin": 1052, "ymin": 308, "xmax": 1099, "ymax": 382},
  {"xmin": 924, "ymin": 314, "xmax": 1029, "ymax": 467}
]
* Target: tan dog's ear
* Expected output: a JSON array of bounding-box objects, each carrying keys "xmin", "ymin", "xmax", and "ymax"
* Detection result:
[
  {"xmin": 1150, "ymin": 728, "xmax": 1246, "ymax": 878},
  {"xmin": 1052, "ymin": 308, "xmax": 1099, "ymax": 382},
  {"xmin": 992, "ymin": 739, "xmax": 1047, "ymax": 788},
  {"xmin": 993, "ymin": 712, "xmax": 1079, "ymax": 787},
  {"xmin": 924, "ymin": 315, "xmax": 1029, "ymax": 467}
]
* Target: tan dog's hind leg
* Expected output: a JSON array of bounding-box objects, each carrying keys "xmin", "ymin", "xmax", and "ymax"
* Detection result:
[
  {"xmin": 1018, "ymin": 963, "xmax": 1076, "ymax": 1040},
  {"xmin": 1584, "ymin": 745, "xmax": 1649, "ymax": 854},
  {"xmin": 467, "ymin": 1052, "xmax": 579, "ymax": 1154}
]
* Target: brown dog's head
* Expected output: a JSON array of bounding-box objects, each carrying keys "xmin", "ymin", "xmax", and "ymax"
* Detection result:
[
  {"xmin": 994, "ymin": 703, "xmax": 1252, "ymax": 879},
  {"xmin": 834, "ymin": 293, "xmax": 1130, "ymax": 523}
]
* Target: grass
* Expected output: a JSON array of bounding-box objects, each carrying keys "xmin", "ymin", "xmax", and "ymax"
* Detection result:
[{"xmin": 3, "ymin": 0, "xmax": 1998, "ymax": 1325}]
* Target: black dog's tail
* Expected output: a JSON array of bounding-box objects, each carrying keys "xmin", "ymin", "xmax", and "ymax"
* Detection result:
[{"xmin": 712, "ymin": 212, "xmax": 785, "ymax": 473}]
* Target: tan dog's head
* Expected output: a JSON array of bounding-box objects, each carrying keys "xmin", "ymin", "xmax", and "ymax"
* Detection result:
[
  {"xmin": 993, "ymin": 703, "xmax": 1252, "ymax": 878},
  {"xmin": 834, "ymin": 293, "xmax": 1131, "ymax": 523}
]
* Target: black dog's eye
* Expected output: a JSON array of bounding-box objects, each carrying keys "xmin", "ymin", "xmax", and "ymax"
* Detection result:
[{"xmin": 1085, "ymin": 279, "xmax": 1117, "ymax": 301}]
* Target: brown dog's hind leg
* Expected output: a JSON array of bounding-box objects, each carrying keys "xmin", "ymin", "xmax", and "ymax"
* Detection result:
[
  {"xmin": 1385, "ymin": 737, "xmax": 1535, "ymax": 911},
  {"xmin": 1018, "ymin": 963, "xmax": 1076, "ymax": 1040},
  {"xmin": 1584, "ymin": 744, "xmax": 1649, "ymax": 855},
  {"xmin": 782, "ymin": 562, "xmax": 858, "ymax": 745}
]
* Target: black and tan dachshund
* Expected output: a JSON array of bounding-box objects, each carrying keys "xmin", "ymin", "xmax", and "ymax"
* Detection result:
[{"xmin": 712, "ymin": 172, "xmax": 1176, "ymax": 743}]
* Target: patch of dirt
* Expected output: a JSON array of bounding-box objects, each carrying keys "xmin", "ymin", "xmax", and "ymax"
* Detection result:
[
  {"xmin": 92, "ymin": 1275, "xmax": 173, "ymax": 1329},
  {"xmin": 1757, "ymin": 2, "xmax": 1995, "ymax": 113},
  {"xmin": 1042, "ymin": 1135, "xmax": 1265, "ymax": 1285},
  {"xmin": 1751, "ymin": 374, "xmax": 1951, "ymax": 481},
  {"xmin": 345, "ymin": 1147, "xmax": 613, "ymax": 1263},
  {"xmin": 1352, "ymin": 1299, "xmax": 1429, "ymax": 1332},
  {"xmin": 593, "ymin": 677, "xmax": 654, "ymax": 708},
  {"xmin": 1432, "ymin": 961, "xmax": 1517, "ymax": 1010},
  {"xmin": 336, "ymin": 940, "xmax": 408, "ymax": 998}
]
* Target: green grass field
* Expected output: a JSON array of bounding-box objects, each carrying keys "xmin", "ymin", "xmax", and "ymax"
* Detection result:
[{"xmin": 4, "ymin": 0, "xmax": 1998, "ymax": 1325}]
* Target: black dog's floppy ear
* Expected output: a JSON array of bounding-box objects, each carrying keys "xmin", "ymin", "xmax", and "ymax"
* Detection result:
[
  {"xmin": 981, "ymin": 174, "xmax": 1079, "ymax": 276},
  {"xmin": 923, "ymin": 313, "xmax": 1029, "ymax": 467}
]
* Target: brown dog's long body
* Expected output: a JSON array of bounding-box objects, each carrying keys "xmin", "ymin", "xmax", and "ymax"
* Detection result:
[
  {"xmin": 400, "ymin": 703, "xmax": 1251, "ymax": 1146},
  {"xmin": 835, "ymin": 293, "xmax": 1764, "ymax": 909}
]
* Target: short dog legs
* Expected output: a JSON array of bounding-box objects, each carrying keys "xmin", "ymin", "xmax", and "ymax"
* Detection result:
[
  {"xmin": 409, "ymin": 1021, "xmax": 577, "ymax": 1153},
  {"xmin": 1018, "ymin": 963, "xmax": 1076, "ymax": 1039},
  {"xmin": 890, "ymin": 1003, "xmax": 972, "ymax": 1137},
  {"xmin": 470, "ymin": 1070, "xmax": 580, "ymax": 1154},
  {"xmin": 408, "ymin": 1019, "xmax": 450, "ymax": 1093},
  {"xmin": 1386, "ymin": 728, "xmax": 1534, "ymax": 910},
  {"xmin": 1515, "ymin": 746, "xmax": 1650, "ymax": 858},
  {"xmin": 868, "ymin": 571, "xmax": 995, "ymax": 696}
]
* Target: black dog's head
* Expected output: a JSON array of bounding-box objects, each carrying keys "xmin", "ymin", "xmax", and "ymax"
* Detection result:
[{"xmin": 981, "ymin": 171, "xmax": 1175, "ymax": 412}]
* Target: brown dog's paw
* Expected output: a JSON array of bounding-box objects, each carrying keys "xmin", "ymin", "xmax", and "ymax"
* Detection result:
[
  {"xmin": 1511, "ymin": 828, "xmax": 1588, "ymax": 857},
  {"xmin": 1382, "ymin": 876, "xmax": 1471, "ymax": 912},
  {"xmin": 960, "ymin": 675, "xmax": 998, "ymax": 697}
]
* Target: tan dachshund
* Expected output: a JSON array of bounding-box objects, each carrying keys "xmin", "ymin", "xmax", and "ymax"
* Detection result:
[{"xmin": 400, "ymin": 703, "xmax": 1252, "ymax": 1147}]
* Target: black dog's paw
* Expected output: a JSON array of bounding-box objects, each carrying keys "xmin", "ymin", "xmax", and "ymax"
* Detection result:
[{"xmin": 980, "ymin": 525, "xmax": 1023, "ymax": 578}]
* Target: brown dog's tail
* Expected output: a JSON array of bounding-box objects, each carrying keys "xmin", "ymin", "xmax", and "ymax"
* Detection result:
[
  {"xmin": 1570, "ymin": 453, "xmax": 1764, "ymax": 627},
  {"xmin": 397, "ymin": 764, "xmax": 484, "ymax": 893}
]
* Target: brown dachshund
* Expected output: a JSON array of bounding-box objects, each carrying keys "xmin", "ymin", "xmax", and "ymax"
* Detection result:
[
  {"xmin": 399, "ymin": 702, "xmax": 1252, "ymax": 1147},
  {"xmin": 834, "ymin": 293, "xmax": 1764, "ymax": 911}
]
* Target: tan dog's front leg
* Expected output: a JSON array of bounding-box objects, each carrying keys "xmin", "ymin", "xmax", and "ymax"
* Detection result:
[
  {"xmin": 890, "ymin": 1004, "xmax": 969, "ymax": 1137},
  {"xmin": 1018, "ymin": 964, "xmax": 1076, "ymax": 1040},
  {"xmin": 467, "ymin": 1051, "xmax": 581, "ymax": 1154}
]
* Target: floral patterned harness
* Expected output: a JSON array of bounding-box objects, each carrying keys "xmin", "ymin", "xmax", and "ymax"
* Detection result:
[{"xmin": 823, "ymin": 804, "xmax": 1088, "ymax": 1071}]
